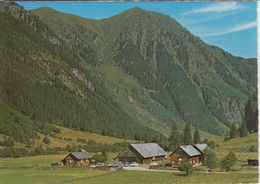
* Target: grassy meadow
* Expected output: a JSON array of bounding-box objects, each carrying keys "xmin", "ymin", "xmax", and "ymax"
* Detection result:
[
  {"xmin": 213, "ymin": 133, "xmax": 258, "ymax": 162},
  {"xmin": 33, "ymin": 124, "xmax": 135, "ymax": 149},
  {"xmin": 0, "ymin": 132, "xmax": 259, "ymax": 184},
  {"xmin": 69, "ymin": 170, "xmax": 258, "ymax": 184},
  {"xmin": 0, "ymin": 167, "xmax": 107, "ymax": 184},
  {"xmin": 0, "ymin": 158, "xmax": 258, "ymax": 184},
  {"xmin": 0, "ymin": 155, "xmax": 108, "ymax": 184}
]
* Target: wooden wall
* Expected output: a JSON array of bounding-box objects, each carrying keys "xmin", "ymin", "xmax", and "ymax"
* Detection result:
[{"xmin": 171, "ymin": 150, "xmax": 200, "ymax": 167}]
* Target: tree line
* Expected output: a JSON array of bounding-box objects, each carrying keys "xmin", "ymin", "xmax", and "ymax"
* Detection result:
[
  {"xmin": 228, "ymin": 91, "xmax": 258, "ymax": 140},
  {"xmin": 168, "ymin": 122, "xmax": 202, "ymax": 151}
]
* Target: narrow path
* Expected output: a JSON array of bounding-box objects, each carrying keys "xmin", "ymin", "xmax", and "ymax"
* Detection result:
[{"xmin": 123, "ymin": 166, "xmax": 179, "ymax": 173}]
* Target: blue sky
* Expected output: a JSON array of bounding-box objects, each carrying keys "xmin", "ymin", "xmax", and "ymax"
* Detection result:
[{"xmin": 19, "ymin": 2, "xmax": 257, "ymax": 58}]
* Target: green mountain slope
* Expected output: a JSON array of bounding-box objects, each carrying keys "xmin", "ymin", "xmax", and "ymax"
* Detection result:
[
  {"xmin": 0, "ymin": 3, "xmax": 164, "ymax": 147},
  {"xmin": 0, "ymin": 1, "xmax": 257, "ymax": 151},
  {"xmin": 32, "ymin": 6, "xmax": 256, "ymax": 136}
]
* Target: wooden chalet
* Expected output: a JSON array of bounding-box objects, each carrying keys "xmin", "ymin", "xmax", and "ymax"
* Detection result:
[
  {"xmin": 117, "ymin": 143, "xmax": 166, "ymax": 164},
  {"xmin": 62, "ymin": 149, "xmax": 92, "ymax": 166},
  {"xmin": 171, "ymin": 145, "xmax": 201, "ymax": 167},
  {"xmin": 193, "ymin": 143, "xmax": 208, "ymax": 162}
]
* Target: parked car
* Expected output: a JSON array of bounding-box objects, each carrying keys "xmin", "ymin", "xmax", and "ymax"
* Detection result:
[
  {"xmin": 130, "ymin": 162, "xmax": 139, "ymax": 167},
  {"xmin": 124, "ymin": 161, "xmax": 129, "ymax": 167},
  {"xmin": 96, "ymin": 162, "xmax": 105, "ymax": 166},
  {"xmin": 90, "ymin": 162, "xmax": 105, "ymax": 168}
]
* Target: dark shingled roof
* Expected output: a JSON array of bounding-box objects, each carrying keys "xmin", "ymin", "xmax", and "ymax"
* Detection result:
[
  {"xmin": 70, "ymin": 151, "xmax": 92, "ymax": 160},
  {"xmin": 180, "ymin": 145, "xmax": 201, "ymax": 157},
  {"xmin": 194, "ymin": 144, "xmax": 208, "ymax": 153},
  {"xmin": 130, "ymin": 143, "xmax": 166, "ymax": 158}
]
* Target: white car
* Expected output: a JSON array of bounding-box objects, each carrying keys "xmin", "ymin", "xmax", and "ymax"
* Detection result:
[{"xmin": 130, "ymin": 162, "xmax": 139, "ymax": 167}]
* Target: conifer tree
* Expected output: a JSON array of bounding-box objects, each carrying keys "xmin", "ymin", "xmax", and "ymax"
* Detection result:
[
  {"xmin": 168, "ymin": 124, "xmax": 182, "ymax": 150},
  {"xmin": 245, "ymin": 93, "xmax": 258, "ymax": 132},
  {"xmin": 240, "ymin": 121, "xmax": 249, "ymax": 137},
  {"xmin": 230, "ymin": 123, "xmax": 237, "ymax": 139},
  {"xmin": 183, "ymin": 123, "xmax": 192, "ymax": 145},
  {"xmin": 193, "ymin": 128, "xmax": 201, "ymax": 144}
]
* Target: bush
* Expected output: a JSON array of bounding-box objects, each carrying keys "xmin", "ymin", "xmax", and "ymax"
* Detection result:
[
  {"xmin": 221, "ymin": 151, "xmax": 238, "ymax": 171},
  {"xmin": 0, "ymin": 137, "xmax": 14, "ymax": 147},
  {"xmin": 52, "ymin": 126, "xmax": 61, "ymax": 134},
  {"xmin": 179, "ymin": 161, "xmax": 194, "ymax": 176},
  {"xmin": 92, "ymin": 153, "xmax": 107, "ymax": 163},
  {"xmin": 77, "ymin": 138, "xmax": 87, "ymax": 144},
  {"xmin": 42, "ymin": 136, "xmax": 50, "ymax": 144},
  {"xmin": 249, "ymin": 145, "xmax": 257, "ymax": 152},
  {"xmin": 204, "ymin": 148, "xmax": 219, "ymax": 169},
  {"xmin": 223, "ymin": 137, "xmax": 230, "ymax": 142}
]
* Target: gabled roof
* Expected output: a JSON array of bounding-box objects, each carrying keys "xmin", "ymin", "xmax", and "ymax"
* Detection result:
[
  {"xmin": 180, "ymin": 145, "xmax": 201, "ymax": 157},
  {"xmin": 70, "ymin": 151, "xmax": 92, "ymax": 160},
  {"xmin": 130, "ymin": 143, "xmax": 166, "ymax": 158},
  {"xmin": 79, "ymin": 149, "xmax": 87, "ymax": 152},
  {"xmin": 194, "ymin": 144, "xmax": 208, "ymax": 153}
]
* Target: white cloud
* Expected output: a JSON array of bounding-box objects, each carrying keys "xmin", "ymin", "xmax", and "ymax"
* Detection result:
[
  {"xmin": 202, "ymin": 21, "xmax": 257, "ymax": 37},
  {"xmin": 183, "ymin": 2, "xmax": 246, "ymax": 15}
]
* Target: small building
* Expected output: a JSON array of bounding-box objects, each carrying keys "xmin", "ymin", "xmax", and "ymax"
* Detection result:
[
  {"xmin": 117, "ymin": 143, "xmax": 166, "ymax": 164},
  {"xmin": 62, "ymin": 149, "xmax": 92, "ymax": 166},
  {"xmin": 194, "ymin": 143, "xmax": 208, "ymax": 162},
  {"xmin": 247, "ymin": 159, "xmax": 258, "ymax": 166},
  {"xmin": 171, "ymin": 145, "xmax": 201, "ymax": 167}
]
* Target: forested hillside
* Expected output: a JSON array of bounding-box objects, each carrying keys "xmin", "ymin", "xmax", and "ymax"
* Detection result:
[
  {"xmin": 0, "ymin": 2, "xmax": 257, "ymax": 152},
  {"xmin": 33, "ymin": 6, "xmax": 257, "ymax": 135},
  {"xmin": 0, "ymin": 3, "xmax": 164, "ymax": 148}
]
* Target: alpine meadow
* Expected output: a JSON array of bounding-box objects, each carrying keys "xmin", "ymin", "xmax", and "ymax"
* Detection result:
[{"xmin": 0, "ymin": 2, "xmax": 258, "ymax": 184}]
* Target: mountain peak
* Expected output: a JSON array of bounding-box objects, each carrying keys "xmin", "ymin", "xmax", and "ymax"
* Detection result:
[
  {"xmin": 123, "ymin": 7, "xmax": 150, "ymax": 16},
  {"xmin": 128, "ymin": 7, "xmax": 145, "ymax": 12},
  {"xmin": 31, "ymin": 7, "xmax": 58, "ymax": 15}
]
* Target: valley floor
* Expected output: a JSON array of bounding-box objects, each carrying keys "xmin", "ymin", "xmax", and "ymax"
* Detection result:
[
  {"xmin": 0, "ymin": 167, "xmax": 258, "ymax": 184},
  {"xmin": 0, "ymin": 133, "xmax": 258, "ymax": 184},
  {"xmin": 0, "ymin": 154, "xmax": 258, "ymax": 184}
]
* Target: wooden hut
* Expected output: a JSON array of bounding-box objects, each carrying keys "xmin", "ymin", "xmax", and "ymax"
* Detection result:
[
  {"xmin": 247, "ymin": 159, "xmax": 258, "ymax": 166},
  {"xmin": 62, "ymin": 150, "xmax": 92, "ymax": 166},
  {"xmin": 193, "ymin": 143, "xmax": 208, "ymax": 162},
  {"xmin": 117, "ymin": 143, "xmax": 166, "ymax": 164},
  {"xmin": 170, "ymin": 145, "xmax": 201, "ymax": 167}
]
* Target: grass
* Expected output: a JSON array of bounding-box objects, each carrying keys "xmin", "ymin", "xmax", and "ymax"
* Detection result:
[
  {"xmin": 0, "ymin": 155, "xmax": 108, "ymax": 184},
  {"xmin": 0, "ymin": 168, "xmax": 107, "ymax": 184},
  {"xmin": 214, "ymin": 133, "xmax": 258, "ymax": 149},
  {"xmin": 213, "ymin": 133, "xmax": 258, "ymax": 161},
  {"xmin": 0, "ymin": 132, "xmax": 258, "ymax": 184},
  {"xmin": 31, "ymin": 124, "xmax": 136, "ymax": 149},
  {"xmin": 67, "ymin": 169, "xmax": 258, "ymax": 184},
  {"xmin": 0, "ymin": 154, "xmax": 66, "ymax": 168},
  {"xmin": 53, "ymin": 124, "xmax": 134, "ymax": 144},
  {"xmin": 0, "ymin": 153, "xmax": 119, "ymax": 168}
]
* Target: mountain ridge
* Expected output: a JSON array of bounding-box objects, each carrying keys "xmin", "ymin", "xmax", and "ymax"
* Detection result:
[
  {"xmin": 29, "ymin": 5, "xmax": 258, "ymax": 134},
  {"xmin": 1, "ymin": 2, "xmax": 257, "ymax": 151}
]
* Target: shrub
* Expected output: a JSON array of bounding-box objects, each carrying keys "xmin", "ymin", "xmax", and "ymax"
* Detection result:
[
  {"xmin": 92, "ymin": 153, "xmax": 107, "ymax": 163},
  {"xmin": 179, "ymin": 161, "xmax": 194, "ymax": 176},
  {"xmin": 249, "ymin": 145, "xmax": 257, "ymax": 152},
  {"xmin": 0, "ymin": 137, "xmax": 14, "ymax": 147},
  {"xmin": 42, "ymin": 136, "xmax": 50, "ymax": 144},
  {"xmin": 221, "ymin": 151, "xmax": 238, "ymax": 171},
  {"xmin": 76, "ymin": 138, "xmax": 87, "ymax": 144}
]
